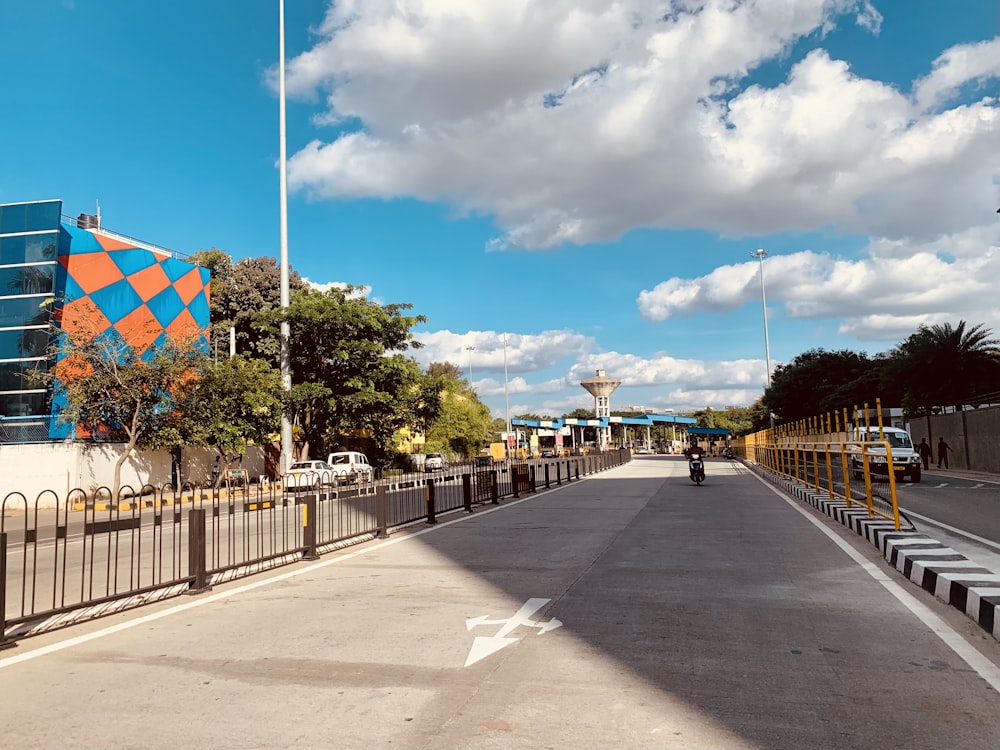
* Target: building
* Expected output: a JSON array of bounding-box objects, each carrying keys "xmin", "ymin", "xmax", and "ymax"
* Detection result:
[{"xmin": 0, "ymin": 199, "xmax": 211, "ymax": 442}]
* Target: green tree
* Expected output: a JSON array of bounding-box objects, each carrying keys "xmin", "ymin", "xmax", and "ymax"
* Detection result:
[
  {"xmin": 170, "ymin": 355, "xmax": 285, "ymax": 481},
  {"xmin": 422, "ymin": 362, "xmax": 492, "ymax": 457},
  {"xmin": 763, "ymin": 349, "xmax": 876, "ymax": 423},
  {"xmin": 37, "ymin": 327, "xmax": 203, "ymax": 497},
  {"xmin": 257, "ymin": 286, "xmax": 431, "ymax": 465},
  {"xmin": 889, "ymin": 320, "xmax": 1000, "ymax": 414},
  {"xmin": 190, "ymin": 250, "xmax": 307, "ymax": 360}
]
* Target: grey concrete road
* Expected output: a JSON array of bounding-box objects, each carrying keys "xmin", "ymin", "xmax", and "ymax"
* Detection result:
[{"xmin": 2, "ymin": 455, "xmax": 999, "ymax": 750}]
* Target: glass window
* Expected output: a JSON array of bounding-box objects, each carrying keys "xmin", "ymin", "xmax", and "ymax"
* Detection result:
[
  {"xmin": 0, "ymin": 360, "xmax": 47, "ymax": 391},
  {"xmin": 0, "ymin": 296, "xmax": 51, "ymax": 328},
  {"xmin": 25, "ymin": 201, "xmax": 61, "ymax": 232},
  {"xmin": 0, "ymin": 235, "xmax": 26, "ymax": 265},
  {"xmin": 0, "ymin": 264, "xmax": 54, "ymax": 296},
  {"xmin": 0, "ymin": 233, "xmax": 58, "ymax": 265},
  {"xmin": 0, "ymin": 391, "xmax": 48, "ymax": 418},
  {"xmin": 25, "ymin": 233, "xmax": 58, "ymax": 263},
  {"xmin": 0, "ymin": 204, "xmax": 26, "ymax": 234},
  {"xmin": 0, "ymin": 327, "xmax": 50, "ymax": 357}
]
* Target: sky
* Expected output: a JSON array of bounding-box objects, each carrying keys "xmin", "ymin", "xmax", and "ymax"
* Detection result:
[{"xmin": 1, "ymin": 0, "xmax": 998, "ymax": 421}]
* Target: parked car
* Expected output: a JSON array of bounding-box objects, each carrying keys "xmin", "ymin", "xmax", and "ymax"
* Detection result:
[
  {"xmin": 326, "ymin": 451, "xmax": 374, "ymax": 484},
  {"xmin": 540, "ymin": 449, "xmax": 556, "ymax": 458},
  {"xmin": 424, "ymin": 453, "xmax": 445, "ymax": 472},
  {"xmin": 284, "ymin": 460, "xmax": 335, "ymax": 491}
]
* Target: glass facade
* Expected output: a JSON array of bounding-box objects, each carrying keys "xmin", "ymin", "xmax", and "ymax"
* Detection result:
[{"xmin": 0, "ymin": 199, "xmax": 59, "ymax": 420}]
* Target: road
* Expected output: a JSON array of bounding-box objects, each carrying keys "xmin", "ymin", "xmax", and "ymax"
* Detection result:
[
  {"xmin": 1, "ymin": 456, "xmax": 999, "ymax": 750},
  {"xmin": 897, "ymin": 469, "xmax": 1000, "ymax": 573}
]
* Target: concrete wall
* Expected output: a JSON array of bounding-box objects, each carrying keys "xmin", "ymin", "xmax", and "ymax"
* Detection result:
[
  {"xmin": 0, "ymin": 444, "xmax": 266, "ymax": 507},
  {"xmin": 911, "ymin": 405, "xmax": 1000, "ymax": 474}
]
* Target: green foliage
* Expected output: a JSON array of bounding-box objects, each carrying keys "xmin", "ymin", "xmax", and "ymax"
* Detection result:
[
  {"xmin": 562, "ymin": 408, "xmax": 594, "ymax": 419},
  {"xmin": 761, "ymin": 321, "xmax": 1000, "ymax": 426},
  {"xmin": 888, "ymin": 320, "xmax": 1000, "ymax": 414},
  {"xmin": 255, "ymin": 286, "xmax": 430, "ymax": 464},
  {"xmin": 171, "ymin": 355, "xmax": 285, "ymax": 462},
  {"xmin": 190, "ymin": 250, "xmax": 307, "ymax": 360},
  {"xmin": 38, "ymin": 329, "xmax": 204, "ymax": 496}
]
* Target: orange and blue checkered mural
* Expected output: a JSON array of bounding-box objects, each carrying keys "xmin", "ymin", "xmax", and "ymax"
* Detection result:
[{"xmin": 56, "ymin": 225, "xmax": 211, "ymax": 355}]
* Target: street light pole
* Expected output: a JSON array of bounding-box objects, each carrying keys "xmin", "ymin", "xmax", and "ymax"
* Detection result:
[
  {"xmin": 278, "ymin": 0, "xmax": 293, "ymax": 473},
  {"xmin": 749, "ymin": 248, "xmax": 772, "ymax": 388},
  {"xmin": 466, "ymin": 345, "xmax": 475, "ymax": 389},
  {"xmin": 502, "ymin": 334, "xmax": 511, "ymax": 438}
]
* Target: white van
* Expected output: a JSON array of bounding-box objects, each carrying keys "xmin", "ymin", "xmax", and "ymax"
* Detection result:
[
  {"xmin": 849, "ymin": 426, "xmax": 922, "ymax": 483},
  {"xmin": 326, "ymin": 451, "xmax": 373, "ymax": 484}
]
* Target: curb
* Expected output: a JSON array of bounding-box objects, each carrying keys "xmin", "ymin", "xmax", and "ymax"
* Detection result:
[{"xmin": 758, "ymin": 467, "xmax": 1000, "ymax": 643}]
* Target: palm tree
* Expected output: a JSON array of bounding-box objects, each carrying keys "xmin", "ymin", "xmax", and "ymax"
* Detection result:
[{"xmin": 893, "ymin": 320, "xmax": 1000, "ymax": 413}]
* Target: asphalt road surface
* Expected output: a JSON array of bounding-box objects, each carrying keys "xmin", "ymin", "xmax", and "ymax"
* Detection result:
[{"xmin": 2, "ymin": 456, "xmax": 999, "ymax": 750}]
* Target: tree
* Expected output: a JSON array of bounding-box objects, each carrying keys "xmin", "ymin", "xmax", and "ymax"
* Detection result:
[
  {"xmin": 170, "ymin": 355, "xmax": 285, "ymax": 481},
  {"xmin": 763, "ymin": 349, "xmax": 876, "ymax": 423},
  {"xmin": 38, "ymin": 325, "xmax": 203, "ymax": 498},
  {"xmin": 889, "ymin": 320, "xmax": 1000, "ymax": 414},
  {"xmin": 256, "ymin": 286, "xmax": 431, "ymax": 465},
  {"xmin": 189, "ymin": 250, "xmax": 307, "ymax": 360},
  {"xmin": 422, "ymin": 362, "xmax": 493, "ymax": 457}
]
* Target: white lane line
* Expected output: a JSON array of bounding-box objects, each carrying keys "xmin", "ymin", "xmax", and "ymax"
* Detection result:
[
  {"xmin": 900, "ymin": 509, "xmax": 1000, "ymax": 555},
  {"xmin": 753, "ymin": 473, "xmax": 1000, "ymax": 693},
  {"xmin": 0, "ymin": 486, "xmax": 559, "ymax": 670}
]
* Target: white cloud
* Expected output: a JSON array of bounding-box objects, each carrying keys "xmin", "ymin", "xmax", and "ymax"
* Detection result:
[
  {"xmin": 638, "ymin": 227, "xmax": 1000, "ymax": 342},
  {"xmin": 283, "ymin": 1, "xmax": 999, "ymax": 248},
  {"xmin": 412, "ymin": 329, "xmax": 593, "ymax": 373}
]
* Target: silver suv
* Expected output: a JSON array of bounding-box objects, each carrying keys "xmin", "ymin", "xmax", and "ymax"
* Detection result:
[{"xmin": 424, "ymin": 453, "xmax": 445, "ymax": 472}]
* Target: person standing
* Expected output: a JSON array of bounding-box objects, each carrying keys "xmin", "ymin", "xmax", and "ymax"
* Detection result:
[
  {"xmin": 917, "ymin": 438, "xmax": 932, "ymax": 470},
  {"xmin": 936, "ymin": 437, "xmax": 952, "ymax": 469}
]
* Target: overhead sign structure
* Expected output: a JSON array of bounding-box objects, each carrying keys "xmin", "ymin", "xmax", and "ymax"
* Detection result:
[{"xmin": 465, "ymin": 598, "xmax": 563, "ymax": 667}]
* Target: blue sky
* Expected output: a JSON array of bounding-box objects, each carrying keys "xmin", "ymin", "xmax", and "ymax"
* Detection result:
[{"xmin": 2, "ymin": 0, "xmax": 998, "ymax": 421}]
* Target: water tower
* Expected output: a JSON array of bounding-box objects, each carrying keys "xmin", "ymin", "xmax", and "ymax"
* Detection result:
[{"xmin": 580, "ymin": 369, "xmax": 621, "ymax": 450}]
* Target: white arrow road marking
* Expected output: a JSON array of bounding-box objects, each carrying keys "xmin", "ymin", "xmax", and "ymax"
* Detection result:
[{"xmin": 465, "ymin": 597, "xmax": 563, "ymax": 667}]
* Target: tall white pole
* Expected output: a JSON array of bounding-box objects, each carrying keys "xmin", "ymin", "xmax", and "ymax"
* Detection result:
[
  {"xmin": 466, "ymin": 345, "xmax": 475, "ymax": 388},
  {"xmin": 750, "ymin": 249, "xmax": 772, "ymax": 388},
  {"xmin": 278, "ymin": 0, "xmax": 293, "ymax": 471},
  {"xmin": 502, "ymin": 334, "xmax": 511, "ymax": 438}
]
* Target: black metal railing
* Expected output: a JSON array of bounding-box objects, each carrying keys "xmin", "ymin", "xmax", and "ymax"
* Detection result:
[{"xmin": 1, "ymin": 450, "xmax": 631, "ymax": 646}]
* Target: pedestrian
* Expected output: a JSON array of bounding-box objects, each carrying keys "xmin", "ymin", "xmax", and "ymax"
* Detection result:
[
  {"xmin": 211, "ymin": 455, "xmax": 221, "ymax": 486},
  {"xmin": 917, "ymin": 438, "xmax": 932, "ymax": 471},
  {"xmin": 936, "ymin": 437, "xmax": 951, "ymax": 469}
]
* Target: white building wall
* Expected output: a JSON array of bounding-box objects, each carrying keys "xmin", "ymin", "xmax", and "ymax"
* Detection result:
[{"xmin": 0, "ymin": 444, "xmax": 266, "ymax": 507}]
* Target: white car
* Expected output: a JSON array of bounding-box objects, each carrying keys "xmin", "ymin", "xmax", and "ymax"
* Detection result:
[
  {"xmin": 284, "ymin": 460, "xmax": 335, "ymax": 491},
  {"xmin": 327, "ymin": 451, "xmax": 374, "ymax": 484},
  {"xmin": 423, "ymin": 453, "xmax": 445, "ymax": 472},
  {"xmin": 849, "ymin": 426, "xmax": 922, "ymax": 483}
]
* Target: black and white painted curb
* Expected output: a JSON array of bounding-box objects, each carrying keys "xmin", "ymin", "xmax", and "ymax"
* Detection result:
[{"xmin": 755, "ymin": 466, "xmax": 1000, "ymax": 643}]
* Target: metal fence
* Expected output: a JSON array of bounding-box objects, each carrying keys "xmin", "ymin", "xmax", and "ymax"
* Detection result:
[
  {"xmin": 736, "ymin": 403, "xmax": 917, "ymax": 531},
  {"xmin": 1, "ymin": 450, "xmax": 630, "ymax": 646}
]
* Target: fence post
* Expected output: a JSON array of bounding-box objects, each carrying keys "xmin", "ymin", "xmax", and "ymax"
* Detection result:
[
  {"xmin": 302, "ymin": 496, "xmax": 319, "ymax": 560},
  {"xmin": 491, "ymin": 470, "xmax": 499, "ymax": 505},
  {"xmin": 556, "ymin": 462, "xmax": 561, "ymax": 485},
  {"xmin": 512, "ymin": 467, "xmax": 520, "ymax": 499},
  {"xmin": 575, "ymin": 460, "xmax": 580, "ymax": 480},
  {"xmin": 0, "ymin": 532, "xmax": 12, "ymax": 651},
  {"xmin": 376, "ymin": 485, "xmax": 389, "ymax": 538},
  {"xmin": 426, "ymin": 479, "xmax": 437, "ymax": 524},
  {"xmin": 462, "ymin": 473, "xmax": 473, "ymax": 513},
  {"xmin": 544, "ymin": 464, "xmax": 550, "ymax": 489},
  {"xmin": 529, "ymin": 466, "xmax": 536, "ymax": 493},
  {"xmin": 186, "ymin": 508, "xmax": 211, "ymax": 594}
]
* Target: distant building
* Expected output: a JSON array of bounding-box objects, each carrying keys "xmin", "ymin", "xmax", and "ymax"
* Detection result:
[{"xmin": 0, "ymin": 199, "xmax": 211, "ymax": 442}]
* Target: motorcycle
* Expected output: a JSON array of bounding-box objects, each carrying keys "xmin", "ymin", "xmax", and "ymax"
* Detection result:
[
  {"xmin": 723, "ymin": 446, "xmax": 734, "ymax": 459},
  {"xmin": 687, "ymin": 449, "xmax": 706, "ymax": 485}
]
